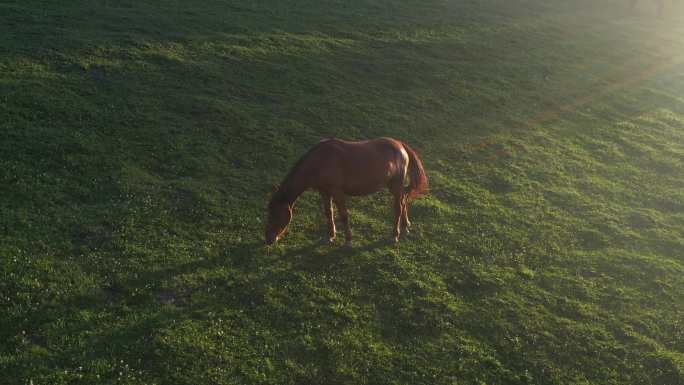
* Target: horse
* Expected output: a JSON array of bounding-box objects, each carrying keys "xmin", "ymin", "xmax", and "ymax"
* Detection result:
[{"xmin": 265, "ymin": 137, "xmax": 428, "ymax": 247}]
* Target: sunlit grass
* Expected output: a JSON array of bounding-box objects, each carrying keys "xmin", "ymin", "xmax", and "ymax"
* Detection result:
[{"xmin": 1, "ymin": 0, "xmax": 684, "ymax": 384}]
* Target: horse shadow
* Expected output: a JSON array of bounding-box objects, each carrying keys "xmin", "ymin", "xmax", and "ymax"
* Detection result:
[{"xmin": 272, "ymin": 237, "xmax": 393, "ymax": 274}]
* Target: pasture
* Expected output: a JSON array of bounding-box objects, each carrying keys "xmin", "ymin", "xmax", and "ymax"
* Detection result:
[{"xmin": 1, "ymin": 0, "xmax": 684, "ymax": 383}]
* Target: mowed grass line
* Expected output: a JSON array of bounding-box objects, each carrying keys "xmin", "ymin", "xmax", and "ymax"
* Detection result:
[{"xmin": 2, "ymin": 0, "xmax": 684, "ymax": 384}]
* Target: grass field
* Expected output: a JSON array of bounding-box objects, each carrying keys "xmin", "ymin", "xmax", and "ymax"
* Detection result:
[{"xmin": 2, "ymin": 0, "xmax": 684, "ymax": 384}]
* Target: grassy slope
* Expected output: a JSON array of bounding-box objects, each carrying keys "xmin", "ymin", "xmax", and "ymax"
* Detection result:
[{"xmin": 2, "ymin": 0, "xmax": 684, "ymax": 383}]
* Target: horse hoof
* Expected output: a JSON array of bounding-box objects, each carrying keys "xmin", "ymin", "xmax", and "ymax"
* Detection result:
[{"xmin": 393, "ymin": 237, "xmax": 400, "ymax": 244}]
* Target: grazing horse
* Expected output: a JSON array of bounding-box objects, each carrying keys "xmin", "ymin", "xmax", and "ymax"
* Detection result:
[{"xmin": 265, "ymin": 137, "xmax": 428, "ymax": 247}]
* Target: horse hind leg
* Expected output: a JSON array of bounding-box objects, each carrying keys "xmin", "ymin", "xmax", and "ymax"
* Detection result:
[
  {"xmin": 392, "ymin": 193, "xmax": 402, "ymax": 243},
  {"xmin": 393, "ymin": 148, "xmax": 411, "ymax": 242},
  {"xmin": 401, "ymin": 194, "xmax": 411, "ymax": 234},
  {"xmin": 389, "ymin": 181, "xmax": 405, "ymax": 243}
]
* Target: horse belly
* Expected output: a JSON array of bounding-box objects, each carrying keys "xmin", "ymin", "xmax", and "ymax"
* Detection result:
[
  {"xmin": 344, "ymin": 184, "xmax": 385, "ymax": 196},
  {"xmin": 342, "ymin": 172, "xmax": 391, "ymax": 196}
]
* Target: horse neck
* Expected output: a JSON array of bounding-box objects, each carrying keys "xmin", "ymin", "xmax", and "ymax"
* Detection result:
[
  {"xmin": 279, "ymin": 146, "xmax": 321, "ymax": 204},
  {"xmin": 279, "ymin": 168, "xmax": 310, "ymax": 204}
]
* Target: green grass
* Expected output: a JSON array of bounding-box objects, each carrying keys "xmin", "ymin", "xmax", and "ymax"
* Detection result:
[{"xmin": 2, "ymin": 0, "xmax": 684, "ymax": 383}]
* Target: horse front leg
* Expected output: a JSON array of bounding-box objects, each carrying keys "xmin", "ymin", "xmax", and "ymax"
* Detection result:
[
  {"xmin": 333, "ymin": 194, "xmax": 352, "ymax": 247},
  {"xmin": 321, "ymin": 193, "xmax": 335, "ymax": 244}
]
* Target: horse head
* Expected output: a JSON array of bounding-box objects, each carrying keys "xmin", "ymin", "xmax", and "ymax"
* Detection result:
[{"xmin": 265, "ymin": 190, "xmax": 292, "ymax": 245}]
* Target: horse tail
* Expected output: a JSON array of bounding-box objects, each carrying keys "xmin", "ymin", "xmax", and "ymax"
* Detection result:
[{"xmin": 402, "ymin": 142, "xmax": 429, "ymax": 201}]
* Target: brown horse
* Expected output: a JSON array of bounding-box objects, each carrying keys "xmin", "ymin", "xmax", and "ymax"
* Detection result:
[{"xmin": 265, "ymin": 137, "xmax": 428, "ymax": 247}]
